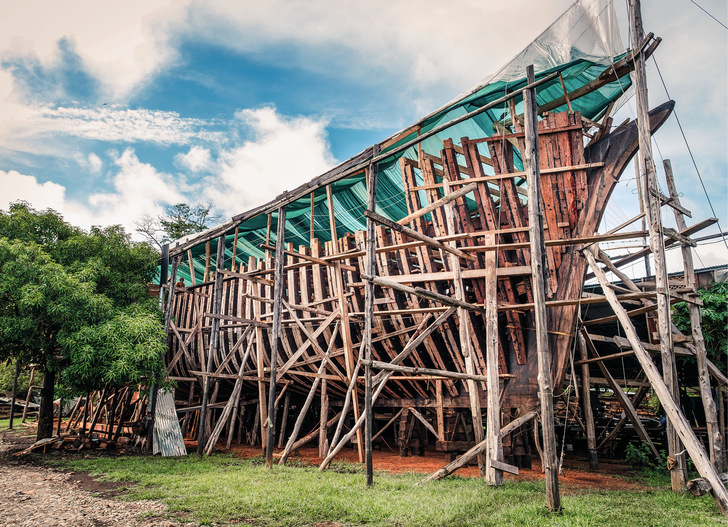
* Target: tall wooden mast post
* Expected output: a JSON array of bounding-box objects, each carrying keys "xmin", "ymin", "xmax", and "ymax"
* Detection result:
[
  {"xmin": 630, "ymin": 0, "xmax": 686, "ymax": 490},
  {"xmin": 524, "ymin": 64, "xmax": 561, "ymax": 512},
  {"xmin": 266, "ymin": 206, "xmax": 287, "ymax": 468},
  {"xmin": 364, "ymin": 146, "xmax": 380, "ymax": 486}
]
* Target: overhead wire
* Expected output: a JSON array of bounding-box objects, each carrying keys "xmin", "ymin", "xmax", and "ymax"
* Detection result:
[
  {"xmin": 650, "ymin": 55, "xmax": 728, "ymax": 252},
  {"xmin": 688, "ymin": 0, "xmax": 728, "ymax": 30}
]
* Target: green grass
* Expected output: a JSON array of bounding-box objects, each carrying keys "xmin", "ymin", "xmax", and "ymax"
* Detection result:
[
  {"xmin": 0, "ymin": 417, "xmax": 35, "ymax": 434},
  {"xmin": 46, "ymin": 454, "xmax": 724, "ymax": 527}
]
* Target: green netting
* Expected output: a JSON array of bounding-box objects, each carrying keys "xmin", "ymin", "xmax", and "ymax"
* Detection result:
[{"xmin": 173, "ymin": 54, "xmax": 631, "ymax": 285}]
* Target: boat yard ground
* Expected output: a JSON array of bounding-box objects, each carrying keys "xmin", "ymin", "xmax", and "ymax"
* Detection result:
[{"xmin": 0, "ymin": 424, "xmax": 721, "ymax": 527}]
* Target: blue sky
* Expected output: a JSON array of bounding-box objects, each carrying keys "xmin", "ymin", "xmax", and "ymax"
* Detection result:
[{"xmin": 1, "ymin": 0, "xmax": 726, "ymax": 275}]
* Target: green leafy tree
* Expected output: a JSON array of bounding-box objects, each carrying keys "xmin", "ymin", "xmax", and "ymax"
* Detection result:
[
  {"xmin": 0, "ymin": 202, "xmax": 167, "ymax": 439},
  {"xmin": 674, "ymin": 281, "xmax": 728, "ymax": 372},
  {"xmin": 135, "ymin": 202, "xmax": 221, "ymax": 250}
]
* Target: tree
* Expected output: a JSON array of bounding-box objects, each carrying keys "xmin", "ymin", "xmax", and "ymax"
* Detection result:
[
  {"xmin": 0, "ymin": 202, "xmax": 167, "ymax": 440},
  {"xmin": 674, "ymin": 281, "xmax": 728, "ymax": 373},
  {"xmin": 135, "ymin": 202, "xmax": 221, "ymax": 250}
]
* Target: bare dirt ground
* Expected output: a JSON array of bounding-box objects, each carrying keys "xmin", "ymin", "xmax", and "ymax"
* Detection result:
[{"xmin": 0, "ymin": 428, "xmax": 195, "ymax": 527}]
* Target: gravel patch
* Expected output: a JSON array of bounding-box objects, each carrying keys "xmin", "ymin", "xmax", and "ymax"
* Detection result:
[{"xmin": 0, "ymin": 432, "xmax": 194, "ymax": 527}]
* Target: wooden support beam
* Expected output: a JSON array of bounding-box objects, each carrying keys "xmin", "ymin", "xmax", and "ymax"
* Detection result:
[
  {"xmin": 197, "ymin": 236, "xmax": 225, "ymax": 456},
  {"xmin": 321, "ymin": 309, "xmax": 455, "ymax": 470},
  {"xmin": 484, "ymin": 231, "xmax": 503, "ymax": 484},
  {"xmin": 439, "ymin": 169, "xmax": 486, "ymax": 476},
  {"xmin": 579, "ymin": 330, "xmax": 661, "ymax": 460},
  {"xmin": 420, "ymin": 411, "xmax": 537, "ymax": 483},
  {"xmin": 524, "ymin": 64, "xmax": 560, "ymax": 512},
  {"xmin": 266, "ymin": 207, "xmax": 286, "ymax": 468},
  {"xmin": 585, "ymin": 245, "xmax": 728, "ymax": 514},
  {"xmin": 398, "ymin": 182, "xmax": 478, "ymax": 227},
  {"xmin": 665, "ymin": 158, "xmax": 722, "ymax": 471},
  {"xmin": 276, "ymin": 308, "xmax": 341, "ymax": 380},
  {"xmin": 260, "ymin": 243, "xmax": 356, "ymax": 272},
  {"xmin": 364, "ymin": 210, "xmax": 477, "ymax": 262},
  {"xmin": 279, "ymin": 324, "xmax": 340, "ymax": 464},
  {"xmin": 409, "ymin": 407, "xmax": 438, "ymax": 438},
  {"xmin": 365, "ymin": 360, "xmax": 496, "ymax": 383},
  {"xmin": 364, "ymin": 151, "xmax": 379, "ymax": 486},
  {"xmin": 363, "ymin": 274, "xmax": 485, "ymax": 315},
  {"xmin": 631, "ymin": 0, "xmax": 685, "ymax": 490}
]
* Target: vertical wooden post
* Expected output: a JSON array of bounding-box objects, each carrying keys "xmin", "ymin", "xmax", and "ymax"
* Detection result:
[
  {"xmin": 578, "ymin": 335, "xmax": 598, "ymax": 470},
  {"xmin": 364, "ymin": 147, "xmax": 379, "ymax": 486},
  {"xmin": 442, "ymin": 178, "xmax": 485, "ymax": 476},
  {"xmin": 630, "ymin": 0, "xmax": 686, "ymax": 490},
  {"xmin": 327, "ymin": 183, "xmax": 364, "ymax": 463},
  {"xmin": 22, "ymin": 366, "xmax": 35, "ymax": 423},
  {"xmin": 524, "ymin": 64, "xmax": 560, "ymax": 511},
  {"xmin": 484, "ymin": 232, "xmax": 503, "ymax": 485},
  {"xmin": 633, "ymin": 158, "xmax": 651, "ymax": 276},
  {"xmin": 8, "ymin": 360, "xmax": 19, "ymax": 429},
  {"xmin": 57, "ymin": 396, "xmax": 63, "ymax": 436},
  {"xmin": 277, "ymin": 392, "xmax": 291, "ymax": 448},
  {"xmin": 204, "ymin": 241, "xmax": 211, "ymax": 282},
  {"xmin": 197, "ymin": 235, "xmax": 227, "ymax": 455},
  {"xmin": 82, "ymin": 391, "xmax": 90, "ymax": 433},
  {"xmin": 266, "ymin": 206, "xmax": 287, "ymax": 468},
  {"xmin": 187, "ymin": 250, "xmax": 197, "ymax": 285},
  {"xmin": 664, "ymin": 159, "xmax": 722, "ymax": 470},
  {"xmin": 231, "ymin": 227, "xmax": 239, "ymax": 273},
  {"xmin": 436, "ymin": 380, "xmax": 445, "ymax": 441},
  {"xmin": 319, "ymin": 379, "xmax": 329, "ymax": 457},
  {"xmin": 310, "ymin": 193, "xmax": 316, "ymax": 245}
]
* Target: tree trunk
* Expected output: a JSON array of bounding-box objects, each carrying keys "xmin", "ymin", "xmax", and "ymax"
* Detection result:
[{"xmin": 36, "ymin": 369, "xmax": 56, "ymax": 440}]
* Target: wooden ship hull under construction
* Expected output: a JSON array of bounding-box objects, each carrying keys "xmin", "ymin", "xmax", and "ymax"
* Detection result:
[{"xmin": 163, "ymin": 93, "xmax": 675, "ymax": 456}]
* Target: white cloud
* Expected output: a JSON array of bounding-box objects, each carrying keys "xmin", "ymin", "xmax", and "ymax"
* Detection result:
[
  {"xmin": 73, "ymin": 151, "xmax": 103, "ymax": 173},
  {"xmin": 36, "ymin": 106, "xmax": 221, "ymax": 145},
  {"xmin": 0, "ymin": 170, "xmax": 68, "ymax": 211},
  {"xmin": 175, "ymin": 145, "xmax": 213, "ymax": 172},
  {"xmin": 87, "ymin": 153, "xmax": 103, "ymax": 173},
  {"xmin": 0, "ymin": 0, "xmax": 188, "ymax": 101},
  {"xmin": 87, "ymin": 148, "xmax": 185, "ymax": 227},
  {"xmin": 0, "ymin": 150, "xmax": 186, "ymax": 236},
  {"xmin": 206, "ymin": 106, "xmax": 336, "ymax": 215}
]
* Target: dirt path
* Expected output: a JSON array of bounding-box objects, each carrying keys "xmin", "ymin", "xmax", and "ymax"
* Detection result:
[{"xmin": 0, "ymin": 431, "xmax": 193, "ymax": 527}]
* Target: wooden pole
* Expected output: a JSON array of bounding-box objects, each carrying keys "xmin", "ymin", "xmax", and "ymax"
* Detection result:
[
  {"xmin": 266, "ymin": 206, "xmax": 287, "ymax": 468},
  {"xmin": 279, "ymin": 324, "xmax": 339, "ymax": 464},
  {"xmin": 319, "ymin": 378, "xmax": 329, "ymax": 457},
  {"xmin": 82, "ymin": 391, "xmax": 90, "ymax": 433},
  {"xmin": 630, "ymin": 0, "xmax": 686, "ymax": 490},
  {"xmin": 580, "ymin": 331, "xmax": 661, "ymax": 460},
  {"xmin": 8, "ymin": 360, "xmax": 19, "ymax": 429},
  {"xmin": 524, "ymin": 63, "xmax": 560, "ymax": 511},
  {"xmin": 585, "ymin": 246, "xmax": 728, "ymax": 514},
  {"xmin": 578, "ymin": 334, "xmax": 598, "ymax": 469},
  {"xmin": 364, "ymin": 149, "xmax": 379, "ymax": 486},
  {"xmin": 441, "ymin": 175, "xmax": 485, "ymax": 476},
  {"xmin": 421, "ymin": 411, "xmax": 537, "ymax": 483},
  {"xmin": 484, "ymin": 232, "xmax": 503, "ymax": 485},
  {"xmin": 197, "ymin": 235, "xmax": 226, "ymax": 455},
  {"xmin": 21, "ymin": 366, "xmax": 35, "ymax": 423},
  {"xmin": 664, "ymin": 159, "xmax": 722, "ymax": 470}
]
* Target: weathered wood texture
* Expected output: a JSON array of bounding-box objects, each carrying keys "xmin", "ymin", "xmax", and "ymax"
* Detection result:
[{"xmin": 162, "ymin": 104, "xmax": 675, "ymax": 463}]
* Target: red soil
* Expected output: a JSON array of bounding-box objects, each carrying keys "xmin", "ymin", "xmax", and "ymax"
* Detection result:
[{"xmin": 223, "ymin": 443, "xmax": 648, "ymax": 492}]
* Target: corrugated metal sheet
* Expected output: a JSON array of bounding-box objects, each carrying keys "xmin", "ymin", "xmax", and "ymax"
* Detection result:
[{"xmin": 153, "ymin": 388, "xmax": 187, "ymax": 456}]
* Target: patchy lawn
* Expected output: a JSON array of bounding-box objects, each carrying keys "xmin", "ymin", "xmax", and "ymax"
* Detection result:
[{"xmin": 47, "ymin": 454, "xmax": 722, "ymax": 527}]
